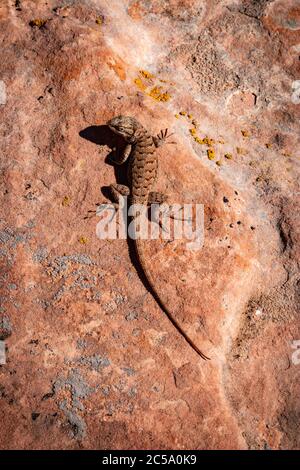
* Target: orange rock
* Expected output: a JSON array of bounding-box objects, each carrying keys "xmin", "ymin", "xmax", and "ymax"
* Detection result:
[{"xmin": 0, "ymin": 0, "xmax": 298, "ymax": 451}]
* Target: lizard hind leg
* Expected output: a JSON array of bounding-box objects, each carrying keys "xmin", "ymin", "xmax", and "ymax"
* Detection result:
[
  {"xmin": 85, "ymin": 184, "xmax": 130, "ymax": 220},
  {"xmin": 147, "ymin": 191, "xmax": 170, "ymax": 233},
  {"xmin": 94, "ymin": 183, "xmax": 130, "ymax": 225},
  {"xmin": 107, "ymin": 183, "xmax": 130, "ymax": 218},
  {"xmin": 109, "ymin": 183, "xmax": 130, "ymax": 202},
  {"xmin": 147, "ymin": 191, "xmax": 168, "ymax": 205}
]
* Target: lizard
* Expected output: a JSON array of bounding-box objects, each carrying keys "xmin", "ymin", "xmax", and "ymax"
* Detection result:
[{"xmin": 104, "ymin": 115, "xmax": 210, "ymax": 361}]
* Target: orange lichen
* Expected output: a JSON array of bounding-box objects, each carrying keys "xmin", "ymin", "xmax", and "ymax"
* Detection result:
[
  {"xmin": 107, "ymin": 57, "xmax": 127, "ymax": 81},
  {"xmin": 95, "ymin": 16, "xmax": 103, "ymax": 25},
  {"xmin": 216, "ymin": 160, "xmax": 222, "ymax": 166},
  {"xmin": 179, "ymin": 111, "xmax": 186, "ymax": 116},
  {"xmin": 265, "ymin": 143, "xmax": 272, "ymax": 149},
  {"xmin": 224, "ymin": 153, "xmax": 233, "ymax": 160}
]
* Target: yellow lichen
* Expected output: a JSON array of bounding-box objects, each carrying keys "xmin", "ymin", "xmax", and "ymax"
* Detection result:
[
  {"xmin": 207, "ymin": 149, "xmax": 216, "ymax": 160},
  {"xmin": 187, "ymin": 114, "xmax": 193, "ymax": 119},
  {"xmin": 29, "ymin": 18, "xmax": 47, "ymax": 28},
  {"xmin": 194, "ymin": 137, "xmax": 204, "ymax": 144},
  {"xmin": 139, "ymin": 69, "xmax": 154, "ymax": 79},
  {"xmin": 134, "ymin": 77, "xmax": 146, "ymax": 91},
  {"xmin": 189, "ymin": 128, "xmax": 197, "ymax": 136},
  {"xmin": 191, "ymin": 119, "xmax": 198, "ymax": 128},
  {"xmin": 265, "ymin": 143, "xmax": 272, "ymax": 149},
  {"xmin": 216, "ymin": 160, "xmax": 222, "ymax": 166},
  {"xmin": 134, "ymin": 71, "xmax": 172, "ymax": 102},
  {"xmin": 148, "ymin": 86, "xmax": 170, "ymax": 102},
  {"xmin": 95, "ymin": 16, "xmax": 103, "ymax": 25},
  {"xmin": 224, "ymin": 153, "xmax": 233, "ymax": 160},
  {"xmin": 174, "ymin": 114, "xmax": 179, "ymax": 119},
  {"xmin": 179, "ymin": 111, "xmax": 186, "ymax": 116},
  {"xmin": 79, "ymin": 236, "xmax": 88, "ymax": 244},
  {"xmin": 203, "ymin": 137, "xmax": 215, "ymax": 147},
  {"xmin": 62, "ymin": 196, "xmax": 70, "ymax": 207}
]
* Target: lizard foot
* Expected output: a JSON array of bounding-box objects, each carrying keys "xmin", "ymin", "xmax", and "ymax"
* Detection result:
[
  {"xmin": 84, "ymin": 202, "xmax": 118, "ymax": 222},
  {"xmin": 153, "ymin": 128, "xmax": 175, "ymax": 147}
]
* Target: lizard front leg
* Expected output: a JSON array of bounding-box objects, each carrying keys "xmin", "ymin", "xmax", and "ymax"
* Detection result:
[
  {"xmin": 109, "ymin": 143, "xmax": 132, "ymax": 165},
  {"xmin": 152, "ymin": 129, "xmax": 175, "ymax": 148}
]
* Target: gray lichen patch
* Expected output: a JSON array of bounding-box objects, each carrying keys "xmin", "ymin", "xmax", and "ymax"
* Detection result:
[
  {"xmin": 32, "ymin": 247, "xmax": 48, "ymax": 263},
  {"xmin": 59, "ymin": 399, "xmax": 87, "ymax": 440},
  {"xmin": 53, "ymin": 369, "xmax": 95, "ymax": 440},
  {"xmin": 70, "ymin": 268, "xmax": 97, "ymax": 290},
  {"xmin": 54, "ymin": 369, "xmax": 95, "ymax": 405},
  {"xmin": 125, "ymin": 310, "xmax": 139, "ymax": 321},
  {"xmin": 77, "ymin": 354, "xmax": 111, "ymax": 372},
  {"xmin": 0, "ymin": 226, "xmax": 31, "ymax": 248},
  {"xmin": 121, "ymin": 367, "xmax": 136, "ymax": 377},
  {"xmin": 186, "ymin": 31, "xmax": 239, "ymax": 95},
  {"xmin": 48, "ymin": 254, "xmax": 95, "ymax": 278}
]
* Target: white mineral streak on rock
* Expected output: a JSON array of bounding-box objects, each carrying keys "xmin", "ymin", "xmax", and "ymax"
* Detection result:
[{"xmin": 0, "ymin": 80, "xmax": 6, "ymax": 105}]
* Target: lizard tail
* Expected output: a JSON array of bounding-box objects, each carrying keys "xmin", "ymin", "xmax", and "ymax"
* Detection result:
[{"xmin": 134, "ymin": 238, "xmax": 210, "ymax": 360}]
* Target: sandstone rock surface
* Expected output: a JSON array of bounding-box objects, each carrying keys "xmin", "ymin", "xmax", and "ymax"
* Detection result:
[{"xmin": 0, "ymin": 0, "xmax": 299, "ymax": 449}]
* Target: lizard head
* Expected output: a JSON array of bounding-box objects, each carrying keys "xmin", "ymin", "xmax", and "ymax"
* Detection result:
[{"xmin": 107, "ymin": 116, "xmax": 139, "ymax": 144}]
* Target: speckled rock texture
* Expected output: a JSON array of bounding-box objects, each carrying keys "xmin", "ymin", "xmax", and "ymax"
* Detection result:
[{"xmin": 0, "ymin": 0, "xmax": 299, "ymax": 450}]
